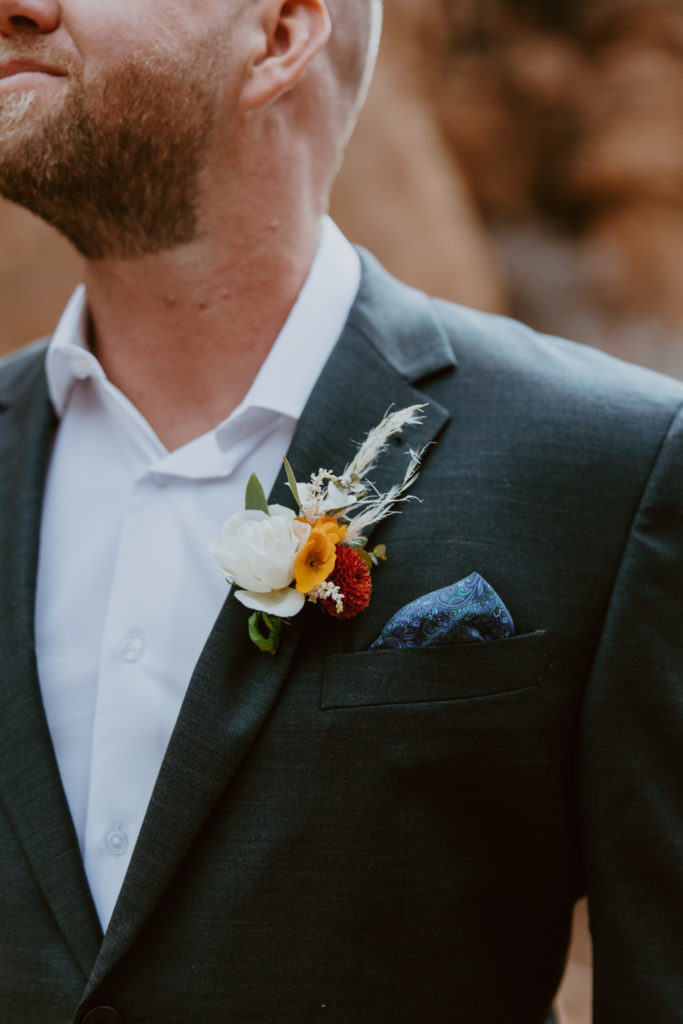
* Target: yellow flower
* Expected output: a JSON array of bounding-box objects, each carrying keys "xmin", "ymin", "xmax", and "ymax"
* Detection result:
[
  {"xmin": 316, "ymin": 516, "xmax": 348, "ymax": 545},
  {"xmin": 294, "ymin": 518, "xmax": 347, "ymax": 594}
]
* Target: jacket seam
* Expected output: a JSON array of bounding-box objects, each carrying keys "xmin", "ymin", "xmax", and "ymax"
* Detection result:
[{"xmin": 579, "ymin": 396, "xmax": 683, "ymax": 701}]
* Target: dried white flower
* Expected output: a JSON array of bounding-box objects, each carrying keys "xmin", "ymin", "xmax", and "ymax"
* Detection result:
[
  {"xmin": 308, "ymin": 579, "xmax": 345, "ymax": 615},
  {"xmin": 343, "ymin": 445, "xmax": 426, "ymax": 544},
  {"xmin": 342, "ymin": 405, "xmax": 425, "ymax": 482}
]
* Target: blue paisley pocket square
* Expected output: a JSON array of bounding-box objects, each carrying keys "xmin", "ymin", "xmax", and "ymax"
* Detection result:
[{"xmin": 370, "ymin": 572, "xmax": 514, "ymax": 650}]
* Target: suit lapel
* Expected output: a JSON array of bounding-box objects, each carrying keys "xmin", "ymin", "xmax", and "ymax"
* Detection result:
[
  {"xmin": 0, "ymin": 349, "xmax": 103, "ymax": 979},
  {"xmin": 82, "ymin": 252, "xmax": 457, "ymax": 996}
]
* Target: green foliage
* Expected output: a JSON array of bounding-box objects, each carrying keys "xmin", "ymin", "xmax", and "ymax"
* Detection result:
[
  {"xmin": 245, "ymin": 473, "xmax": 269, "ymax": 514},
  {"xmin": 248, "ymin": 612, "xmax": 282, "ymax": 655},
  {"xmin": 283, "ymin": 457, "xmax": 302, "ymax": 511}
]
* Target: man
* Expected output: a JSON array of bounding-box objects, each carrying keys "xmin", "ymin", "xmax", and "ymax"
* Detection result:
[{"xmin": 0, "ymin": 1, "xmax": 681, "ymax": 1022}]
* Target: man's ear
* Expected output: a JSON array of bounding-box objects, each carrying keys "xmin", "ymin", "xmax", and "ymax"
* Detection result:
[{"xmin": 240, "ymin": 0, "xmax": 332, "ymax": 111}]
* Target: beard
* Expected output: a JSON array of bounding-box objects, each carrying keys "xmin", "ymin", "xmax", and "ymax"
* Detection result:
[{"xmin": 0, "ymin": 40, "xmax": 228, "ymax": 260}]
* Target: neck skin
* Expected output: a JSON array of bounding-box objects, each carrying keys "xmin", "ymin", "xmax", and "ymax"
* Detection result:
[{"xmin": 83, "ymin": 156, "xmax": 324, "ymax": 451}]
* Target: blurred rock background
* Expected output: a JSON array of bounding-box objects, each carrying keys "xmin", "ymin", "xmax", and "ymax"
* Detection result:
[
  {"xmin": 433, "ymin": 0, "xmax": 683, "ymax": 376},
  {"xmin": 3, "ymin": 1, "xmax": 682, "ymax": 1018},
  {"xmin": 332, "ymin": 0, "xmax": 683, "ymax": 379}
]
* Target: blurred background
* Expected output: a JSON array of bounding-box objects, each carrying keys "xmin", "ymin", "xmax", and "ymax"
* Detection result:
[
  {"xmin": 333, "ymin": 0, "xmax": 683, "ymax": 377},
  {"xmin": 3, "ymin": 0, "xmax": 682, "ymax": 1019}
]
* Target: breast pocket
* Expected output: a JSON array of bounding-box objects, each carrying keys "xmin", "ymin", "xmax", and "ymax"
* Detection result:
[{"xmin": 321, "ymin": 630, "xmax": 549, "ymax": 710}]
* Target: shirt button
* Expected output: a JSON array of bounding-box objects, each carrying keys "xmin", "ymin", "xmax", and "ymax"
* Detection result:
[
  {"xmin": 119, "ymin": 633, "xmax": 145, "ymax": 663},
  {"xmin": 83, "ymin": 1008, "xmax": 124, "ymax": 1024},
  {"xmin": 105, "ymin": 827, "xmax": 129, "ymax": 857}
]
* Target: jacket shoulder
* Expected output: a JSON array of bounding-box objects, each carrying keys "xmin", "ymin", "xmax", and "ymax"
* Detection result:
[
  {"xmin": 354, "ymin": 249, "xmax": 683, "ymax": 429},
  {"xmin": 431, "ymin": 298, "xmax": 683, "ymax": 418},
  {"xmin": 0, "ymin": 340, "xmax": 49, "ymax": 405}
]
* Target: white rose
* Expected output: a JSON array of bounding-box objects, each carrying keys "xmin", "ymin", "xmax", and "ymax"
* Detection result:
[{"xmin": 209, "ymin": 505, "xmax": 310, "ymax": 616}]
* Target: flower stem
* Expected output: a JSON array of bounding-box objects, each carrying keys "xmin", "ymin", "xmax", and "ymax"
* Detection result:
[{"xmin": 248, "ymin": 612, "xmax": 283, "ymax": 655}]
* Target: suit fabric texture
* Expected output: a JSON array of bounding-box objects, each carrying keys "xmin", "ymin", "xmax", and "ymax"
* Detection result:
[{"xmin": 1, "ymin": 251, "xmax": 682, "ymax": 1023}]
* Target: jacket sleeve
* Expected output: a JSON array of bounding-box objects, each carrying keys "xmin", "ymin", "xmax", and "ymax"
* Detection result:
[{"xmin": 580, "ymin": 402, "xmax": 683, "ymax": 1022}]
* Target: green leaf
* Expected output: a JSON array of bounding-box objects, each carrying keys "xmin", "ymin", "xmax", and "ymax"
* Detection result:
[
  {"xmin": 283, "ymin": 457, "xmax": 302, "ymax": 511},
  {"xmin": 245, "ymin": 473, "xmax": 269, "ymax": 514},
  {"xmin": 371, "ymin": 544, "xmax": 387, "ymax": 563},
  {"xmin": 248, "ymin": 612, "xmax": 283, "ymax": 655},
  {"xmin": 355, "ymin": 548, "xmax": 373, "ymax": 569}
]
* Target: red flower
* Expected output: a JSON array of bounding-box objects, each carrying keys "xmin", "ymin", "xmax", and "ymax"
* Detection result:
[{"xmin": 321, "ymin": 544, "xmax": 372, "ymax": 619}]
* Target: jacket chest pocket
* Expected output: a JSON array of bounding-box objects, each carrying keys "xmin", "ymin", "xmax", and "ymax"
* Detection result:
[{"xmin": 321, "ymin": 630, "xmax": 548, "ymax": 710}]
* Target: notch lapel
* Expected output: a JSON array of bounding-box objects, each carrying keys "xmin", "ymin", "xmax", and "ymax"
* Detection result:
[
  {"xmin": 82, "ymin": 251, "xmax": 456, "ymax": 996},
  {"xmin": 0, "ymin": 349, "xmax": 103, "ymax": 979}
]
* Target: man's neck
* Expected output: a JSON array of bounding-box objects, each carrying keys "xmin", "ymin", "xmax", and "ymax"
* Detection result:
[{"xmin": 82, "ymin": 216, "xmax": 321, "ymax": 451}]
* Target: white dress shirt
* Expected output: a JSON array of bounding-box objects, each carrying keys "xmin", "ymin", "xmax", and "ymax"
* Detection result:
[{"xmin": 35, "ymin": 218, "xmax": 361, "ymax": 931}]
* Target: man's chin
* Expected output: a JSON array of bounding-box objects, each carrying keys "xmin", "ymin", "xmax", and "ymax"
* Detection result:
[
  {"xmin": 0, "ymin": 87, "xmax": 65, "ymax": 137},
  {"xmin": 0, "ymin": 38, "xmax": 225, "ymax": 260},
  {"xmin": 0, "ymin": 78, "xmax": 69, "ymax": 131},
  {"xmin": 0, "ymin": 89, "xmax": 37, "ymax": 126}
]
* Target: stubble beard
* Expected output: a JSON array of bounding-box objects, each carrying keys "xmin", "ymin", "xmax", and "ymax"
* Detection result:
[{"xmin": 0, "ymin": 40, "xmax": 227, "ymax": 260}]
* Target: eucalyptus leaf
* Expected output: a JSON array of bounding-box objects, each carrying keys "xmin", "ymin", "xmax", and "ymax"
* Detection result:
[
  {"xmin": 371, "ymin": 544, "xmax": 388, "ymax": 562},
  {"xmin": 283, "ymin": 457, "xmax": 302, "ymax": 511},
  {"xmin": 245, "ymin": 473, "xmax": 269, "ymax": 514},
  {"xmin": 356, "ymin": 548, "xmax": 373, "ymax": 569}
]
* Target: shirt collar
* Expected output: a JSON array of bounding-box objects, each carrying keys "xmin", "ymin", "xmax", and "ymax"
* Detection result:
[
  {"xmin": 45, "ymin": 284, "xmax": 97, "ymax": 417},
  {"xmin": 45, "ymin": 217, "xmax": 361, "ymax": 433}
]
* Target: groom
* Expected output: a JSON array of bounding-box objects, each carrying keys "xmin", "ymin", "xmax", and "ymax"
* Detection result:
[{"xmin": 1, "ymin": 0, "xmax": 682, "ymax": 1021}]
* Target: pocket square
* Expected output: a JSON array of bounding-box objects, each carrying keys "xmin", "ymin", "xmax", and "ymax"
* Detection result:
[{"xmin": 369, "ymin": 572, "xmax": 514, "ymax": 650}]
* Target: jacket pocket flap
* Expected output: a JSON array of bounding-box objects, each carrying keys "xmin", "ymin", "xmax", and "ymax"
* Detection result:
[{"xmin": 321, "ymin": 630, "xmax": 549, "ymax": 709}]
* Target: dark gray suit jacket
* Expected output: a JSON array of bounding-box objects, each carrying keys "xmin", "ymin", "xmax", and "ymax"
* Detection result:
[{"xmin": 1, "ymin": 252, "xmax": 683, "ymax": 1023}]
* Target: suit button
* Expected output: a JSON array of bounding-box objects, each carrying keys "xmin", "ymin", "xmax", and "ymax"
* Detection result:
[{"xmin": 83, "ymin": 1008, "xmax": 124, "ymax": 1024}]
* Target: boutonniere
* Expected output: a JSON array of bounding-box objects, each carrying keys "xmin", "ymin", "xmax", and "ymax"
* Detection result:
[{"xmin": 210, "ymin": 405, "xmax": 427, "ymax": 654}]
